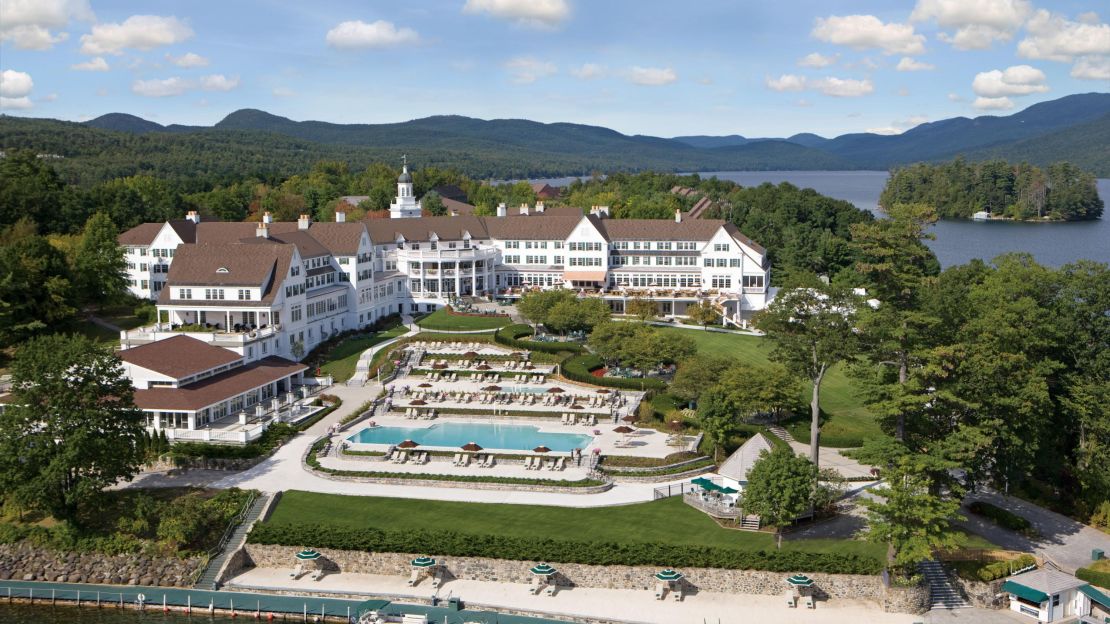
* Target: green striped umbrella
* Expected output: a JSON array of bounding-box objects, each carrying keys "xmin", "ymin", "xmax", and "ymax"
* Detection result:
[
  {"xmin": 295, "ymin": 549, "xmax": 321, "ymax": 560},
  {"xmin": 654, "ymin": 569, "xmax": 684, "ymax": 582},
  {"xmin": 786, "ymin": 574, "xmax": 814, "ymax": 587},
  {"xmin": 719, "ymin": 486, "xmax": 739, "ymax": 494},
  {"xmin": 530, "ymin": 563, "xmax": 557, "ymax": 576},
  {"xmin": 411, "ymin": 556, "xmax": 436, "ymax": 568}
]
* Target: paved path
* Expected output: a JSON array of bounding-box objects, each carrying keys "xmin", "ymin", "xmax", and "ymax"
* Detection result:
[{"xmin": 959, "ymin": 489, "xmax": 1110, "ymax": 574}]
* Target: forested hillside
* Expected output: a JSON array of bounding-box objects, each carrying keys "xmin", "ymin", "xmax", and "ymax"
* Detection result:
[{"xmin": 881, "ymin": 159, "xmax": 1104, "ymax": 221}]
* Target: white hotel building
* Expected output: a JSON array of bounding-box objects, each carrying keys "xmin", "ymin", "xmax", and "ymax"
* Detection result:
[{"xmin": 118, "ymin": 164, "xmax": 772, "ymax": 366}]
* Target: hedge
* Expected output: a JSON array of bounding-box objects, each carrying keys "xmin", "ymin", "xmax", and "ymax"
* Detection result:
[
  {"xmin": 170, "ymin": 398, "xmax": 342, "ymax": 459},
  {"xmin": 561, "ymin": 353, "xmax": 667, "ymax": 391},
  {"xmin": 493, "ymin": 325, "xmax": 585, "ymax": 355},
  {"xmin": 969, "ymin": 501, "xmax": 1033, "ymax": 533},
  {"xmin": 1076, "ymin": 565, "xmax": 1110, "ymax": 590},
  {"xmin": 976, "ymin": 554, "xmax": 1036, "ymax": 582},
  {"xmin": 248, "ymin": 522, "xmax": 882, "ymax": 573}
]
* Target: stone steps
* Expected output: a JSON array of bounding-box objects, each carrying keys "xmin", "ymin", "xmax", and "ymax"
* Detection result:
[
  {"xmin": 920, "ymin": 560, "xmax": 971, "ymax": 610},
  {"xmin": 194, "ymin": 493, "xmax": 270, "ymax": 590},
  {"xmin": 766, "ymin": 425, "xmax": 796, "ymax": 443}
]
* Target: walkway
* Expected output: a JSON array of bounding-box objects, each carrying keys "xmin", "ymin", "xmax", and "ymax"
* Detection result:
[{"xmin": 764, "ymin": 426, "xmax": 875, "ymax": 480}]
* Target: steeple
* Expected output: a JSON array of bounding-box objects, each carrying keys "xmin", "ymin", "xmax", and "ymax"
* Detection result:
[{"xmin": 390, "ymin": 155, "xmax": 421, "ymax": 218}]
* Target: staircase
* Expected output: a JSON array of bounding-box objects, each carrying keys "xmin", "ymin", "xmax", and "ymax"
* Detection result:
[
  {"xmin": 919, "ymin": 560, "xmax": 971, "ymax": 610},
  {"xmin": 194, "ymin": 492, "xmax": 271, "ymax": 590},
  {"xmin": 767, "ymin": 425, "xmax": 796, "ymax": 443},
  {"xmin": 740, "ymin": 515, "xmax": 761, "ymax": 530}
]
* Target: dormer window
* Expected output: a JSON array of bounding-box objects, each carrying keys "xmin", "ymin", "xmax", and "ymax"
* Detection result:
[{"xmin": 216, "ymin": 267, "xmax": 230, "ymax": 274}]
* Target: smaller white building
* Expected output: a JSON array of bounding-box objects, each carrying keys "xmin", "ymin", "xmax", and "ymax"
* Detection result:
[
  {"xmin": 716, "ymin": 433, "xmax": 775, "ymax": 494},
  {"xmin": 1001, "ymin": 568, "xmax": 1109, "ymax": 622}
]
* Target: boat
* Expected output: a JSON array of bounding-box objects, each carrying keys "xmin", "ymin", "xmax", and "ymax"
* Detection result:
[{"xmin": 972, "ymin": 211, "xmax": 990, "ymax": 221}]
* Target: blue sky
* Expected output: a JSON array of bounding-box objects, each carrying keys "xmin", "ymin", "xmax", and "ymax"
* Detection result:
[{"xmin": 2, "ymin": 0, "xmax": 1108, "ymax": 137}]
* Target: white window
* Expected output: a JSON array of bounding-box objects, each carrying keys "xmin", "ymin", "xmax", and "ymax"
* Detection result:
[
  {"xmin": 742, "ymin": 275, "xmax": 765, "ymax": 289},
  {"xmin": 714, "ymin": 243, "xmax": 730, "ymax": 252}
]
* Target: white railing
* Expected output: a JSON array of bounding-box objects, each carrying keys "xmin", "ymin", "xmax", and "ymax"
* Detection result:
[
  {"xmin": 120, "ymin": 324, "xmax": 279, "ymax": 347},
  {"xmin": 398, "ymin": 246, "xmax": 498, "ymax": 262}
]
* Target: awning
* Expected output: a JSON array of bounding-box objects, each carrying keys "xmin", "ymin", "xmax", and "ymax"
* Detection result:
[
  {"xmin": 1079, "ymin": 584, "xmax": 1110, "ymax": 608},
  {"xmin": 564, "ymin": 271, "xmax": 607, "ymax": 282},
  {"xmin": 1002, "ymin": 580, "xmax": 1048, "ymax": 604}
]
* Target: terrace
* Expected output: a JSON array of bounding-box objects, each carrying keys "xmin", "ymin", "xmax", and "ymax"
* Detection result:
[{"xmin": 120, "ymin": 323, "xmax": 281, "ymax": 350}]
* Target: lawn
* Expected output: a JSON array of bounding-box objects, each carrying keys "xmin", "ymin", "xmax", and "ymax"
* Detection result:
[
  {"xmin": 415, "ymin": 309, "xmax": 511, "ymax": 331},
  {"xmin": 318, "ymin": 325, "xmax": 409, "ymax": 381},
  {"xmin": 656, "ymin": 327, "xmax": 883, "ymax": 447},
  {"xmin": 265, "ymin": 490, "xmax": 885, "ymax": 560}
]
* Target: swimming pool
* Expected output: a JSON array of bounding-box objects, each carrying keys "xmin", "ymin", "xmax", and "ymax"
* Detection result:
[{"xmin": 347, "ymin": 422, "xmax": 592, "ymax": 452}]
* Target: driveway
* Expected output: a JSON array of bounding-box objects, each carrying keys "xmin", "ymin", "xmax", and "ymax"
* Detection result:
[{"xmin": 959, "ymin": 489, "xmax": 1110, "ymax": 573}]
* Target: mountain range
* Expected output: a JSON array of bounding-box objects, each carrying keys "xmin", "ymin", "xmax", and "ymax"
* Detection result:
[{"xmin": 3, "ymin": 92, "xmax": 1108, "ymax": 181}]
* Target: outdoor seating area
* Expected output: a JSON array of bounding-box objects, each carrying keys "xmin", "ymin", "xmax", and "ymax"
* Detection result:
[{"xmin": 387, "ymin": 377, "xmax": 632, "ymax": 418}]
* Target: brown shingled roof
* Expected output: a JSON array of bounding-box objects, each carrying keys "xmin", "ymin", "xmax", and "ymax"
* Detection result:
[
  {"xmin": 485, "ymin": 215, "xmax": 582, "ymax": 240},
  {"xmin": 441, "ymin": 198, "xmax": 476, "ymax": 216},
  {"xmin": 163, "ymin": 243, "xmax": 286, "ymax": 287},
  {"xmin": 119, "ymin": 335, "xmax": 242, "ymax": 379},
  {"xmin": 365, "ymin": 215, "xmax": 490, "ymax": 244},
  {"xmin": 592, "ymin": 218, "xmax": 725, "ymax": 242},
  {"xmin": 118, "ymin": 223, "xmax": 164, "ymax": 246},
  {"xmin": 132, "ymin": 356, "xmax": 307, "ymax": 411}
]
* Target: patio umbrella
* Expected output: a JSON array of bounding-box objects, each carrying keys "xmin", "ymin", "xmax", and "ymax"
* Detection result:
[
  {"xmin": 621, "ymin": 414, "xmax": 638, "ymax": 423},
  {"xmin": 477, "ymin": 364, "xmax": 492, "ymax": 370},
  {"xmin": 719, "ymin": 486, "xmax": 739, "ymax": 494},
  {"xmin": 786, "ymin": 574, "xmax": 814, "ymax": 588},
  {"xmin": 654, "ymin": 569, "xmax": 684, "ymax": 582},
  {"xmin": 547, "ymin": 387, "xmax": 565, "ymax": 393},
  {"xmin": 596, "ymin": 389, "xmax": 610, "ymax": 394},
  {"xmin": 532, "ymin": 446, "xmax": 552, "ymax": 453},
  {"xmin": 570, "ymin": 404, "xmax": 583, "ymax": 409},
  {"xmin": 410, "ymin": 399, "xmax": 427, "ymax": 405},
  {"xmin": 691, "ymin": 477, "xmax": 722, "ymax": 492},
  {"xmin": 411, "ymin": 557, "xmax": 436, "ymax": 568},
  {"xmin": 463, "ymin": 351, "xmax": 478, "ymax": 357},
  {"xmin": 613, "ymin": 425, "xmax": 635, "ymax": 434},
  {"xmin": 418, "ymin": 383, "xmax": 432, "ymax": 388},
  {"xmin": 482, "ymin": 385, "xmax": 501, "ymax": 391},
  {"xmin": 295, "ymin": 549, "xmax": 322, "ymax": 561},
  {"xmin": 461, "ymin": 442, "xmax": 483, "ymax": 452},
  {"xmin": 398, "ymin": 439, "xmax": 420, "ymax": 449},
  {"xmin": 530, "ymin": 563, "xmax": 557, "ymax": 576}
]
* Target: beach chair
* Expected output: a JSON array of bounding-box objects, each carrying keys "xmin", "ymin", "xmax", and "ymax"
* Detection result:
[
  {"xmin": 545, "ymin": 581, "xmax": 556, "ymax": 596},
  {"xmin": 672, "ymin": 584, "xmax": 683, "ymax": 601},
  {"xmin": 523, "ymin": 457, "xmax": 534, "ymax": 470},
  {"xmin": 431, "ymin": 569, "xmax": 444, "ymax": 589},
  {"xmin": 655, "ymin": 581, "xmax": 666, "ymax": 600},
  {"xmin": 556, "ymin": 457, "xmax": 565, "ymax": 471},
  {"xmin": 459, "ymin": 454, "xmax": 470, "ymax": 467},
  {"xmin": 407, "ymin": 569, "xmax": 422, "ymax": 587},
  {"xmin": 311, "ymin": 567, "xmax": 323, "ymax": 581},
  {"xmin": 290, "ymin": 562, "xmax": 303, "ymax": 579},
  {"xmin": 530, "ymin": 575, "xmax": 544, "ymax": 595},
  {"xmin": 453, "ymin": 453, "xmax": 461, "ymax": 466},
  {"xmin": 485, "ymin": 456, "xmax": 495, "ymax": 468},
  {"xmin": 804, "ymin": 596, "xmax": 814, "ymax": 609},
  {"xmin": 561, "ymin": 414, "xmax": 568, "ymax": 425}
]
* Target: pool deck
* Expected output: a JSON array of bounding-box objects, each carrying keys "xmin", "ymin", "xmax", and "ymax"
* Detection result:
[{"xmin": 227, "ymin": 567, "xmax": 919, "ymax": 624}]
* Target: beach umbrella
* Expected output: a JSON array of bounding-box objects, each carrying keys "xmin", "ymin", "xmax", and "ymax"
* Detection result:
[
  {"xmin": 295, "ymin": 549, "xmax": 322, "ymax": 561},
  {"xmin": 463, "ymin": 351, "xmax": 478, "ymax": 357},
  {"xmin": 477, "ymin": 364, "xmax": 492, "ymax": 370},
  {"xmin": 398, "ymin": 439, "xmax": 420, "ymax": 449},
  {"xmin": 719, "ymin": 486, "xmax": 739, "ymax": 494},
  {"xmin": 654, "ymin": 569, "xmax": 684, "ymax": 582},
  {"xmin": 483, "ymin": 385, "xmax": 501, "ymax": 391},
  {"xmin": 596, "ymin": 389, "xmax": 610, "ymax": 394},
  {"xmin": 418, "ymin": 383, "xmax": 432, "ymax": 388},
  {"xmin": 786, "ymin": 574, "xmax": 814, "ymax": 587},
  {"xmin": 411, "ymin": 557, "xmax": 436, "ymax": 568},
  {"xmin": 530, "ymin": 563, "xmax": 557, "ymax": 576},
  {"xmin": 410, "ymin": 399, "xmax": 427, "ymax": 405},
  {"xmin": 613, "ymin": 425, "xmax": 634, "ymax": 434},
  {"xmin": 547, "ymin": 387, "xmax": 565, "ymax": 393},
  {"xmin": 621, "ymin": 414, "xmax": 638, "ymax": 423},
  {"xmin": 461, "ymin": 442, "xmax": 483, "ymax": 452},
  {"xmin": 532, "ymin": 445, "xmax": 552, "ymax": 453},
  {"xmin": 691, "ymin": 477, "xmax": 722, "ymax": 492}
]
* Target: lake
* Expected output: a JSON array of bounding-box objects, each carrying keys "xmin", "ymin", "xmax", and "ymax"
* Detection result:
[{"xmin": 530, "ymin": 171, "xmax": 1110, "ymax": 268}]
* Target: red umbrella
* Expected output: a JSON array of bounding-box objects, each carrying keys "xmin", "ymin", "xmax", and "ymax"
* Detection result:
[
  {"xmin": 613, "ymin": 425, "xmax": 635, "ymax": 434},
  {"xmin": 461, "ymin": 442, "xmax": 483, "ymax": 452},
  {"xmin": 482, "ymin": 385, "xmax": 502, "ymax": 391},
  {"xmin": 621, "ymin": 414, "xmax": 638, "ymax": 423},
  {"xmin": 476, "ymin": 364, "xmax": 492, "ymax": 370},
  {"xmin": 547, "ymin": 387, "xmax": 565, "ymax": 393},
  {"xmin": 410, "ymin": 399, "xmax": 427, "ymax": 405},
  {"xmin": 418, "ymin": 383, "xmax": 433, "ymax": 388},
  {"xmin": 596, "ymin": 389, "xmax": 610, "ymax": 394},
  {"xmin": 463, "ymin": 351, "xmax": 479, "ymax": 358},
  {"xmin": 398, "ymin": 439, "xmax": 420, "ymax": 449},
  {"xmin": 533, "ymin": 446, "xmax": 552, "ymax": 453}
]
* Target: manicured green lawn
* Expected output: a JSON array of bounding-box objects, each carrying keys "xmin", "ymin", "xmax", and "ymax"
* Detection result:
[
  {"xmin": 77, "ymin": 320, "xmax": 122, "ymax": 346},
  {"xmin": 657, "ymin": 327, "xmax": 883, "ymax": 447},
  {"xmin": 415, "ymin": 309, "xmax": 511, "ymax": 331},
  {"xmin": 266, "ymin": 490, "xmax": 885, "ymax": 559},
  {"xmin": 318, "ymin": 325, "xmax": 409, "ymax": 381}
]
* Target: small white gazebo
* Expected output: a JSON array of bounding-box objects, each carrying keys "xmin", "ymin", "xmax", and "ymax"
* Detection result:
[{"xmin": 715, "ymin": 433, "xmax": 774, "ymax": 494}]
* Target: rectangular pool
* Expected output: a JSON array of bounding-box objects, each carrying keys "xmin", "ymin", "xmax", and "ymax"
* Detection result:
[{"xmin": 347, "ymin": 422, "xmax": 592, "ymax": 452}]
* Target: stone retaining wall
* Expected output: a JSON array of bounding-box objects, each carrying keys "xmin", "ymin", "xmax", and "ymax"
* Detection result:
[
  {"xmin": 600, "ymin": 456, "xmax": 710, "ymax": 474},
  {"xmin": 606, "ymin": 464, "xmax": 714, "ymax": 483},
  {"xmin": 0, "ymin": 543, "xmax": 203, "ymax": 587},
  {"xmin": 956, "ymin": 577, "xmax": 1006, "ymax": 609},
  {"xmin": 241, "ymin": 544, "xmax": 925, "ymax": 613}
]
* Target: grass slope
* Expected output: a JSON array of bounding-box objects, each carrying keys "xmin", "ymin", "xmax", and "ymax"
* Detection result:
[
  {"xmin": 658, "ymin": 327, "xmax": 882, "ymax": 447},
  {"xmin": 266, "ymin": 491, "xmax": 883, "ymax": 559},
  {"xmin": 415, "ymin": 309, "xmax": 511, "ymax": 331},
  {"xmin": 318, "ymin": 325, "xmax": 409, "ymax": 381}
]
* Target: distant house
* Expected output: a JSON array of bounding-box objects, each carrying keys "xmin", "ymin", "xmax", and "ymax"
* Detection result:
[
  {"xmin": 531, "ymin": 182, "xmax": 560, "ymax": 200},
  {"xmin": 441, "ymin": 198, "xmax": 477, "ymax": 216},
  {"xmin": 338, "ymin": 196, "xmax": 370, "ymax": 209},
  {"xmin": 432, "ymin": 184, "xmax": 469, "ymax": 203}
]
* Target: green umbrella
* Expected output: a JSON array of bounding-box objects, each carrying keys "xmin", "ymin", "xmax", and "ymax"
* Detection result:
[
  {"xmin": 786, "ymin": 574, "xmax": 814, "ymax": 587},
  {"xmin": 692, "ymin": 477, "xmax": 722, "ymax": 492},
  {"xmin": 719, "ymin": 486, "xmax": 739, "ymax": 494},
  {"xmin": 530, "ymin": 563, "xmax": 557, "ymax": 576},
  {"xmin": 654, "ymin": 569, "xmax": 684, "ymax": 582},
  {"xmin": 411, "ymin": 556, "xmax": 436, "ymax": 568},
  {"xmin": 295, "ymin": 549, "xmax": 321, "ymax": 560}
]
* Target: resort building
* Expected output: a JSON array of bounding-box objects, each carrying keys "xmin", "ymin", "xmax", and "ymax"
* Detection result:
[
  {"xmin": 118, "ymin": 163, "xmax": 772, "ymax": 363},
  {"xmin": 1001, "ymin": 568, "xmax": 1110, "ymax": 622}
]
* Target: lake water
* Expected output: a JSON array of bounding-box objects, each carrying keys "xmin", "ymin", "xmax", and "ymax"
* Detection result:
[{"xmin": 529, "ymin": 171, "xmax": 1110, "ymax": 268}]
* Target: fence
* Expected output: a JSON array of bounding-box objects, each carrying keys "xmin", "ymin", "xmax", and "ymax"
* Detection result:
[{"xmin": 653, "ymin": 482, "xmax": 697, "ymax": 500}]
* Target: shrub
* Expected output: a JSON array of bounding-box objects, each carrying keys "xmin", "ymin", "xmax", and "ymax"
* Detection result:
[
  {"xmin": 561, "ymin": 353, "xmax": 666, "ymax": 390},
  {"xmin": 494, "ymin": 325, "xmax": 585, "ymax": 354},
  {"xmin": 976, "ymin": 554, "xmax": 1037, "ymax": 582},
  {"xmin": 969, "ymin": 501, "xmax": 1033, "ymax": 533},
  {"xmin": 1076, "ymin": 564, "xmax": 1110, "ymax": 589},
  {"xmin": 248, "ymin": 522, "xmax": 881, "ymax": 573}
]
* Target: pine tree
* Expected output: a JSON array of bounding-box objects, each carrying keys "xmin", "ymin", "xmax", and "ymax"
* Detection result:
[{"xmin": 74, "ymin": 211, "xmax": 128, "ymax": 308}]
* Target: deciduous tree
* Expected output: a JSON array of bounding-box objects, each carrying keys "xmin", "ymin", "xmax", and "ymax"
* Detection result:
[{"xmin": 742, "ymin": 445, "xmax": 816, "ymax": 547}]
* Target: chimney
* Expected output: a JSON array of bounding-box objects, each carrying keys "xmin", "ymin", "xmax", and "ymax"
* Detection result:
[
  {"xmin": 335, "ymin": 209, "xmax": 346, "ymax": 223},
  {"xmin": 298, "ymin": 214, "xmax": 311, "ymax": 230},
  {"xmin": 519, "ymin": 203, "xmax": 530, "ymax": 216},
  {"xmin": 256, "ymin": 222, "xmax": 270, "ymax": 238},
  {"xmin": 535, "ymin": 202, "xmax": 545, "ymax": 213},
  {"xmin": 589, "ymin": 205, "xmax": 610, "ymax": 218},
  {"xmin": 675, "ymin": 209, "xmax": 682, "ymax": 223},
  {"xmin": 263, "ymin": 211, "xmax": 273, "ymax": 224},
  {"xmin": 496, "ymin": 202, "xmax": 507, "ymax": 217},
  {"xmin": 185, "ymin": 210, "xmax": 200, "ymax": 224}
]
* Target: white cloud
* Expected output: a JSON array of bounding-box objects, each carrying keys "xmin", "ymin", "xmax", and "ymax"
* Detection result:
[
  {"xmin": 1071, "ymin": 56, "xmax": 1110, "ymax": 80},
  {"xmin": 896, "ymin": 57, "xmax": 935, "ymax": 71},
  {"xmin": 0, "ymin": 96, "xmax": 33, "ymax": 109},
  {"xmin": 132, "ymin": 77, "xmax": 190, "ymax": 97},
  {"xmin": 972, "ymin": 65, "xmax": 1049, "ymax": 97},
  {"xmin": 570, "ymin": 63, "xmax": 605, "ymax": 80},
  {"xmin": 897, "ymin": 87, "xmax": 911, "ymax": 96},
  {"xmin": 868, "ymin": 114, "xmax": 930, "ymax": 135},
  {"xmin": 867, "ymin": 126, "xmax": 902, "ymax": 136},
  {"xmin": 71, "ymin": 56, "xmax": 109, "ymax": 71},
  {"xmin": 0, "ymin": 0, "xmax": 93, "ymax": 50},
  {"xmin": 0, "ymin": 70, "xmax": 34, "ymax": 98},
  {"xmin": 766, "ymin": 74, "xmax": 807, "ymax": 92},
  {"xmin": 798, "ymin": 52, "xmax": 838, "ymax": 68},
  {"xmin": 462, "ymin": 0, "xmax": 569, "ymax": 28},
  {"xmin": 947, "ymin": 92, "xmax": 965, "ymax": 102},
  {"xmin": 40, "ymin": 93, "xmax": 58, "ymax": 102},
  {"xmin": 325, "ymin": 20, "xmax": 419, "ymax": 49},
  {"xmin": 166, "ymin": 52, "xmax": 208, "ymax": 67},
  {"xmin": 504, "ymin": 57, "xmax": 556, "ymax": 84},
  {"xmin": 80, "ymin": 15, "xmax": 193, "ymax": 55},
  {"xmin": 812, "ymin": 15, "xmax": 926, "ymax": 55},
  {"xmin": 911, "ymin": 0, "xmax": 1032, "ymax": 50},
  {"xmin": 974, "ymin": 96, "xmax": 1015, "ymax": 110},
  {"xmin": 1018, "ymin": 10, "xmax": 1110, "ymax": 62},
  {"xmin": 765, "ymin": 74, "xmax": 873, "ymax": 97},
  {"xmin": 272, "ymin": 87, "xmax": 296, "ymax": 98},
  {"xmin": 628, "ymin": 66, "xmax": 677, "ymax": 86},
  {"xmin": 199, "ymin": 74, "xmax": 239, "ymax": 91}
]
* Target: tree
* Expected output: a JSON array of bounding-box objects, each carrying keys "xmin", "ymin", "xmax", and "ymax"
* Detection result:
[
  {"xmin": 755, "ymin": 284, "xmax": 860, "ymax": 469},
  {"xmin": 696, "ymin": 387, "xmax": 742, "ymax": 461},
  {"xmin": 0, "ymin": 334, "xmax": 145, "ymax": 523},
  {"xmin": 0, "ymin": 150, "xmax": 66, "ymax": 233},
  {"xmin": 545, "ymin": 297, "xmax": 610, "ymax": 334},
  {"xmin": 422, "ymin": 190, "xmax": 446, "ymax": 216},
  {"xmin": 742, "ymin": 445, "xmax": 816, "ymax": 547},
  {"xmin": 517, "ymin": 289, "xmax": 576, "ymax": 327},
  {"xmin": 625, "ymin": 297, "xmax": 657, "ymax": 321},
  {"xmin": 0, "ymin": 229, "xmax": 78, "ymax": 347},
  {"xmin": 684, "ymin": 301, "xmax": 719, "ymax": 329},
  {"xmin": 671, "ymin": 355, "xmax": 734, "ymax": 404},
  {"xmin": 74, "ymin": 211, "xmax": 129, "ymax": 307},
  {"xmin": 711, "ymin": 362, "xmax": 801, "ymax": 422},
  {"xmin": 855, "ymin": 440, "xmax": 965, "ymax": 575}
]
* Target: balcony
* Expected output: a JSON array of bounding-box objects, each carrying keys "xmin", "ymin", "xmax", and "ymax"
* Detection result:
[
  {"xmin": 120, "ymin": 324, "xmax": 280, "ymax": 349},
  {"xmin": 683, "ymin": 491, "xmax": 742, "ymax": 519},
  {"xmin": 398, "ymin": 246, "xmax": 498, "ymax": 263}
]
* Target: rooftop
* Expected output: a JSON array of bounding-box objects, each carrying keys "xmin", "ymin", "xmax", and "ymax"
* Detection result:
[
  {"xmin": 118, "ymin": 335, "xmax": 242, "ymax": 380},
  {"xmin": 133, "ymin": 356, "xmax": 307, "ymax": 411}
]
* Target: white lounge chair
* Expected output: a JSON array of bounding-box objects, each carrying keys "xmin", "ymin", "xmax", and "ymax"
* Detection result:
[
  {"xmin": 545, "ymin": 581, "xmax": 556, "ymax": 596},
  {"xmin": 431, "ymin": 569, "xmax": 443, "ymax": 589},
  {"xmin": 555, "ymin": 457, "xmax": 565, "ymax": 471},
  {"xmin": 785, "ymin": 591, "xmax": 796, "ymax": 608},
  {"xmin": 453, "ymin": 453, "xmax": 462, "ymax": 466},
  {"xmin": 290, "ymin": 562, "xmax": 303, "ymax": 579},
  {"xmin": 672, "ymin": 584, "xmax": 683, "ymax": 601},
  {"xmin": 804, "ymin": 596, "xmax": 814, "ymax": 609},
  {"xmin": 530, "ymin": 575, "xmax": 543, "ymax": 595},
  {"xmin": 311, "ymin": 567, "xmax": 323, "ymax": 581},
  {"xmin": 523, "ymin": 457, "xmax": 534, "ymax": 470},
  {"xmin": 655, "ymin": 581, "xmax": 666, "ymax": 600},
  {"xmin": 407, "ymin": 569, "xmax": 422, "ymax": 587}
]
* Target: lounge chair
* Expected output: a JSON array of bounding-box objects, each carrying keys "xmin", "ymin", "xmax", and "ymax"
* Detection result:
[
  {"xmin": 785, "ymin": 591, "xmax": 796, "ymax": 608},
  {"xmin": 459, "ymin": 454, "xmax": 470, "ymax": 467},
  {"xmin": 311, "ymin": 567, "xmax": 323, "ymax": 581},
  {"xmin": 523, "ymin": 457, "xmax": 534, "ymax": 470},
  {"xmin": 453, "ymin": 453, "xmax": 462, "ymax": 466},
  {"xmin": 672, "ymin": 584, "xmax": 683, "ymax": 601},
  {"xmin": 530, "ymin": 576, "xmax": 544, "ymax": 595},
  {"xmin": 655, "ymin": 581, "xmax": 666, "ymax": 600},
  {"xmin": 555, "ymin": 457, "xmax": 565, "ymax": 471},
  {"xmin": 431, "ymin": 569, "xmax": 443, "ymax": 589},
  {"xmin": 804, "ymin": 596, "xmax": 814, "ymax": 609},
  {"xmin": 545, "ymin": 581, "xmax": 556, "ymax": 596},
  {"xmin": 407, "ymin": 569, "xmax": 422, "ymax": 587},
  {"xmin": 485, "ymin": 456, "xmax": 495, "ymax": 468},
  {"xmin": 290, "ymin": 562, "xmax": 303, "ymax": 579}
]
